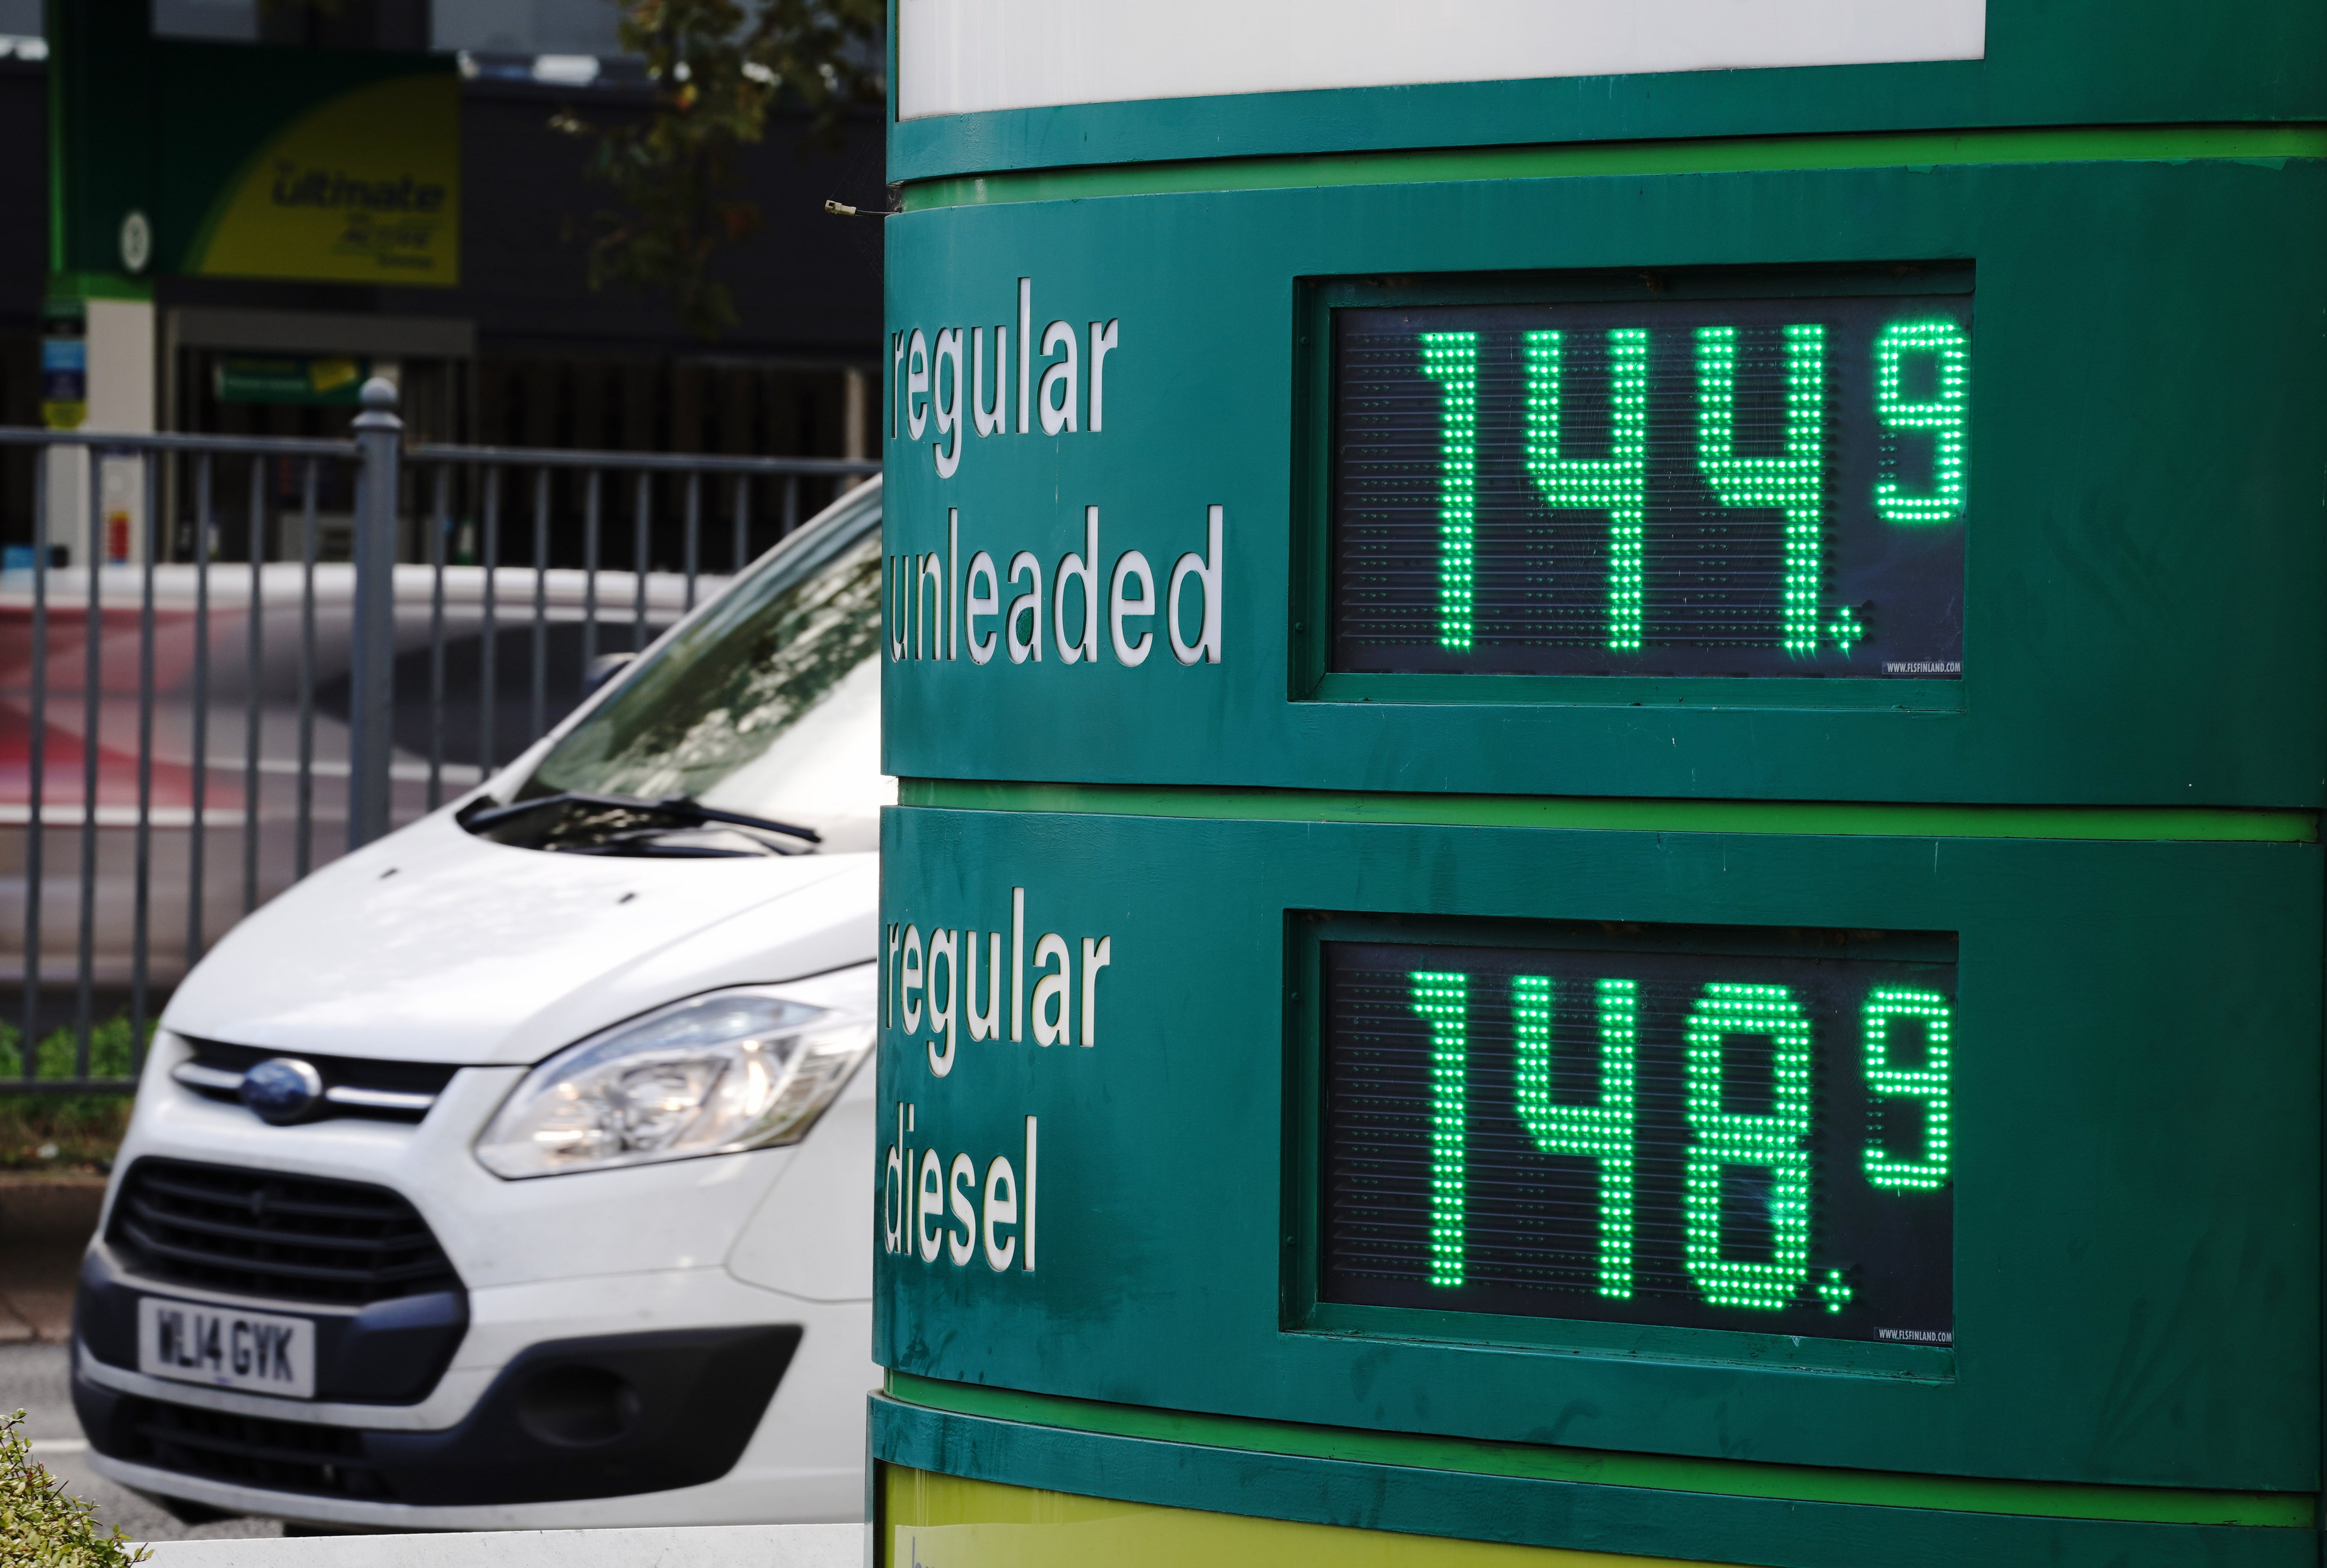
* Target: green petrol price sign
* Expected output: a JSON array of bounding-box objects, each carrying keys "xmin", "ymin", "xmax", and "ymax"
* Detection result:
[
  {"xmin": 1318, "ymin": 925, "xmax": 1953, "ymax": 1342},
  {"xmin": 1330, "ymin": 279, "xmax": 1970, "ymax": 677},
  {"xmin": 874, "ymin": 8, "xmax": 2327, "ymax": 1559}
]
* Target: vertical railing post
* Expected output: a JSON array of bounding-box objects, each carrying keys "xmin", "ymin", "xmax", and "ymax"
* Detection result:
[{"xmin": 349, "ymin": 378, "xmax": 403, "ymax": 850}]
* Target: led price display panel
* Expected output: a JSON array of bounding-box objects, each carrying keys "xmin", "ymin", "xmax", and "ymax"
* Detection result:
[
  {"xmin": 1330, "ymin": 281, "xmax": 1970, "ymax": 677},
  {"xmin": 1320, "ymin": 927, "xmax": 1954, "ymax": 1343}
]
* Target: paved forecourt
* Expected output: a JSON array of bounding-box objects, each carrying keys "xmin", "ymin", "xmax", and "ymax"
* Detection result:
[{"xmin": 872, "ymin": 3, "xmax": 2327, "ymax": 1565}]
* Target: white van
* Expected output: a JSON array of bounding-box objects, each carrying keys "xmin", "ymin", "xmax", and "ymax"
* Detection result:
[{"xmin": 68, "ymin": 480, "xmax": 885, "ymax": 1532}]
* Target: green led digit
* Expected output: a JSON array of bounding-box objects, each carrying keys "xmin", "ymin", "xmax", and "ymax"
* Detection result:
[
  {"xmin": 1682, "ymin": 982, "xmax": 1813, "ymax": 1311},
  {"xmin": 1408, "ymin": 971, "xmax": 1468, "ymax": 1287},
  {"xmin": 1863, "ymin": 989, "xmax": 1952, "ymax": 1188},
  {"xmin": 1417, "ymin": 333, "xmax": 1479, "ymax": 651},
  {"xmin": 1512, "ymin": 975, "xmax": 1637, "ymax": 1298},
  {"xmin": 1694, "ymin": 324, "xmax": 1828, "ymax": 655},
  {"xmin": 1524, "ymin": 330, "xmax": 1650, "ymax": 650},
  {"xmin": 1873, "ymin": 319, "xmax": 1969, "ymax": 525}
]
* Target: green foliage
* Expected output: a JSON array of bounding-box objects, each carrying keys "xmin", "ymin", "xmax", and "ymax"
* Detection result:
[
  {"xmin": 0, "ymin": 1411, "xmax": 149, "ymax": 1567},
  {"xmin": 0, "ymin": 1020, "xmax": 144, "ymax": 1173},
  {"xmin": 0, "ymin": 1018, "xmax": 140, "ymax": 1085},
  {"xmin": 553, "ymin": 0, "xmax": 887, "ymax": 339}
]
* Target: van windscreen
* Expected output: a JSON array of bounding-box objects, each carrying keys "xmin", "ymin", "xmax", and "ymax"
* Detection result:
[{"xmin": 506, "ymin": 525, "xmax": 888, "ymax": 853}]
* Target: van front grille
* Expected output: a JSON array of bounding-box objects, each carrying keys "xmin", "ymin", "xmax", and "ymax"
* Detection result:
[
  {"xmin": 119, "ymin": 1394, "xmax": 393, "ymax": 1500},
  {"xmin": 176, "ymin": 1038, "xmax": 458, "ymax": 1125},
  {"xmin": 109, "ymin": 1158, "xmax": 460, "ymax": 1306}
]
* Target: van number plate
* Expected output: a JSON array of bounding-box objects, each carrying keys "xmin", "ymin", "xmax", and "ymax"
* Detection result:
[{"xmin": 137, "ymin": 1297, "xmax": 316, "ymax": 1399}]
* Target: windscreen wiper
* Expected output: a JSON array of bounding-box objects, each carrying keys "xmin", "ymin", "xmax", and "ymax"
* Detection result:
[{"xmin": 464, "ymin": 790, "xmax": 822, "ymax": 845}]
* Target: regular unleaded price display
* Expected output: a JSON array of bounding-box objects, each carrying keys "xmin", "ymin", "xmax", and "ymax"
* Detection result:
[
  {"xmin": 1321, "ymin": 928, "xmax": 1954, "ymax": 1344},
  {"xmin": 1331, "ymin": 282, "xmax": 1970, "ymax": 677}
]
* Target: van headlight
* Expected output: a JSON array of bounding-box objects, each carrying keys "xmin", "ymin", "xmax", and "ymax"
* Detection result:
[{"xmin": 474, "ymin": 987, "xmax": 874, "ymax": 1179}]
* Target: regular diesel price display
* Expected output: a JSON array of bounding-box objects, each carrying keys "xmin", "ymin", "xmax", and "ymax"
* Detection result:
[
  {"xmin": 1321, "ymin": 930, "xmax": 1954, "ymax": 1343},
  {"xmin": 1331, "ymin": 283, "xmax": 1970, "ymax": 678}
]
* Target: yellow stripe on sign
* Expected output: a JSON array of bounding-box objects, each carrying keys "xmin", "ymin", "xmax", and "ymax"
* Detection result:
[{"xmin": 883, "ymin": 1466, "xmax": 1728, "ymax": 1568}]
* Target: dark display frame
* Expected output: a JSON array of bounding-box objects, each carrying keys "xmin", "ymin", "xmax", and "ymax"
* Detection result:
[
  {"xmin": 1313, "ymin": 919, "xmax": 1958, "ymax": 1345},
  {"xmin": 1293, "ymin": 263, "xmax": 1975, "ymax": 709},
  {"xmin": 1285, "ymin": 910, "xmax": 1957, "ymax": 1378},
  {"xmin": 1326, "ymin": 288, "xmax": 1972, "ymax": 679}
]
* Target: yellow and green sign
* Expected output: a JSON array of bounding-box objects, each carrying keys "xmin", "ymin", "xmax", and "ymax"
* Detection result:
[
  {"xmin": 184, "ymin": 72, "xmax": 460, "ymax": 286},
  {"xmin": 48, "ymin": 2, "xmax": 461, "ymax": 291}
]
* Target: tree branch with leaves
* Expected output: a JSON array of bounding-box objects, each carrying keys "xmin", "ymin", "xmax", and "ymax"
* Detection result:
[{"xmin": 552, "ymin": 0, "xmax": 885, "ymax": 340}]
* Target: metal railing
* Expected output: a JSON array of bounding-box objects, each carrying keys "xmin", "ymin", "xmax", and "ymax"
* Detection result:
[{"xmin": 0, "ymin": 379, "xmax": 876, "ymax": 1094}]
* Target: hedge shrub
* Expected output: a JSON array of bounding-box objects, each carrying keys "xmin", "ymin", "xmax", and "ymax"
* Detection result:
[{"xmin": 0, "ymin": 1410, "xmax": 149, "ymax": 1567}]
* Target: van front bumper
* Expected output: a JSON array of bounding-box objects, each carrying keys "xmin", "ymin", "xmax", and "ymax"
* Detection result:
[{"xmin": 74, "ymin": 1320, "xmax": 800, "ymax": 1508}]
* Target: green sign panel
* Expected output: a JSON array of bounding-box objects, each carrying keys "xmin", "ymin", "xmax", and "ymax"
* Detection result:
[
  {"xmin": 875, "ymin": 809, "xmax": 2321, "ymax": 1488},
  {"xmin": 877, "ymin": 155, "xmax": 2325, "ymax": 808},
  {"xmin": 214, "ymin": 356, "xmax": 372, "ymax": 406}
]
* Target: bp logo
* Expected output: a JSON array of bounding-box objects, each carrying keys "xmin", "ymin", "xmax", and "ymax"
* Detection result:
[{"xmin": 118, "ymin": 209, "xmax": 151, "ymax": 274}]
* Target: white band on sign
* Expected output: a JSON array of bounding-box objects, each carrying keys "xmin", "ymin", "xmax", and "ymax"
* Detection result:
[{"xmin": 899, "ymin": 0, "xmax": 1985, "ymax": 121}]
